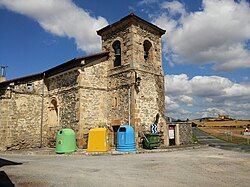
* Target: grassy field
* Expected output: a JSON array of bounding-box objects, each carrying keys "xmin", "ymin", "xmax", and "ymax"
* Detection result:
[
  {"xmin": 199, "ymin": 127, "xmax": 250, "ymax": 145},
  {"xmin": 192, "ymin": 119, "xmax": 250, "ymax": 127}
]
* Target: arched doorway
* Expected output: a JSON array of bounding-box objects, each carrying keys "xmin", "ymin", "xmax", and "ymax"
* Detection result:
[
  {"xmin": 48, "ymin": 98, "xmax": 58, "ymax": 126},
  {"xmin": 48, "ymin": 98, "xmax": 59, "ymax": 147}
]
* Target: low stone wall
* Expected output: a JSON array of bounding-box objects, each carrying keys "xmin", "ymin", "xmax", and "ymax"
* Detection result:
[{"xmin": 179, "ymin": 122, "xmax": 193, "ymax": 145}]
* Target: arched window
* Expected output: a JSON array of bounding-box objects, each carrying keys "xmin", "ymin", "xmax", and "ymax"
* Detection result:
[
  {"xmin": 143, "ymin": 40, "xmax": 152, "ymax": 61},
  {"xmin": 112, "ymin": 40, "xmax": 121, "ymax": 67}
]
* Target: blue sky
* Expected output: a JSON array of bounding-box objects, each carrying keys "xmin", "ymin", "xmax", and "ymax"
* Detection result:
[{"xmin": 0, "ymin": 0, "xmax": 250, "ymax": 119}]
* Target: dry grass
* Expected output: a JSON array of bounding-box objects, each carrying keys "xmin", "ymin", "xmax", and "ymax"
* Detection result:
[
  {"xmin": 192, "ymin": 120, "xmax": 250, "ymax": 127},
  {"xmin": 200, "ymin": 127, "xmax": 250, "ymax": 145}
]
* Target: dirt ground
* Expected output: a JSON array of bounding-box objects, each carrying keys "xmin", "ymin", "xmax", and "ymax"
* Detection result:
[{"xmin": 1, "ymin": 147, "xmax": 250, "ymax": 187}]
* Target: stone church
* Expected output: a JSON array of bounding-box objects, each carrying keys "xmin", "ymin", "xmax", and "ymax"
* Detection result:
[{"xmin": 0, "ymin": 14, "xmax": 186, "ymax": 151}]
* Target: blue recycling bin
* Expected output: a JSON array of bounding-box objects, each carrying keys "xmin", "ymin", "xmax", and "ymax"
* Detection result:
[{"xmin": 116, "ymin": 124, "xmax": 136, "ymax": 152}]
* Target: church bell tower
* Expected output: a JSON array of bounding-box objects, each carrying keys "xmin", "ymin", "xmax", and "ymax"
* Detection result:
[{"xmin": 97, "ymin": 13, "xmax": 168, "ymax": 147}]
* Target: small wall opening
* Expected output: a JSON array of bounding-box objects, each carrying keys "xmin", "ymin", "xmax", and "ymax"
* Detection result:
[
  {"xmin": 113, "ymin": 97, "xmax": 118, "ymax": 108},
  {"xmin": 143, "ymin": 40, "xmax": 152, "ymax": 61},
  {"xmin": 112, "ymin": 40, "xmax": 121, "ymax": 67}
]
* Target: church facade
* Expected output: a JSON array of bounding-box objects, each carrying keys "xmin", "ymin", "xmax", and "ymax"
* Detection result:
[{"xmin": 0, "ymin": 14, "xmax": 173, "ymax": 151}]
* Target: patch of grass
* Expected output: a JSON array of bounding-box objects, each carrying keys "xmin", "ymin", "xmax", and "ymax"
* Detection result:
[{"xmin": 192, "ymin": 134, "xmax": 198, "ymax": 144}]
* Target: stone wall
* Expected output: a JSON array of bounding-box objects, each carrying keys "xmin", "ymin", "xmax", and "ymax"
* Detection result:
[
  {"xmin": 44, "ymin": 69, "xmax": 79, "ymax": 147},
  {"xmin": 0, "ymin": 79, "xmax": 44, "ymax": 151},
  {"xmin": 134, "ymin": 72, "xmax": 164, "ymax": 131},
  {"xmin": 102, "ymin": 24, "xmax": 132, "ymax": 68},
  {"xmin": 100, "ymin": 21, "xmax": 167, "ymax": 147},
  {"xmin": 132, "ymin": 24, "xmax": 163, "ymax": 74},
  {"xmin": 0, "ymin": 68, "xmax": 81, "ymax": 150},
  {"xmin": 0, "ymin": 15, "xmax": 186, "ymax": 151},
  {"xmin": 46, "ymin": 70, "xmax": 79, "ymax": 129},
  {"xmin": 179, "ymin": 122, "xmax": 193, "ymax": 145},
  {"xmin": 78, "ymin": 60, "xmax": 109, "ymax": 147}
]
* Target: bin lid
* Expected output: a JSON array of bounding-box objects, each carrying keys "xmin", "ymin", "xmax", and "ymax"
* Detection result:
[
  {"xmin": 58, "ymin": 128, "xmax": 75, "ymax": 135},
  {"xmin": 118, "ymin": 124, "xmax": 134, "ymax": 133},
  {"xmin": 89, "ymin": 128, "xmax": 107, "ymax": 132}
]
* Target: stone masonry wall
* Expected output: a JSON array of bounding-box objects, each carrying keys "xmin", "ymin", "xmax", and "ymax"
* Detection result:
[
  {"xmin": 134, "ymin": 72, "xmax": 164, "ymax": 131},
  {"xmin": 108, "ymin": 71, "xmax": 131, "ymax": 125},
  {"xmin": 0, "ymin": 16, "xmax": 171, "ymax": 150},
  {"xmin": 46, "ymin": 70, "xmax": 79, "ymax": 128},
  {"xmin": 0, "ymin": 79, "xmax": 44, "ymax": 151},
  {"xmin": 100, "ymin": 21, "xmax": 167, "ymax": 147},
  {"xmin": 132, "ymin": 24, "xmax": 163, "ymax": 74},
  {"xmin": 78, "ymin": 60, "xmax": 109, "ymax": 147},
  {"xmin": 0, "ymin": 69, "xmax": 80, "ymax": 150},
  {"xmin": 102, "ymin": 24, "xmax": 133, "ymax": 68},
  {"xmin": 45, "ymin": 70, "xmax": 79, "ymax": 147},
  {"xmin": 132, "ymin": 24, "xmax": 166, "ymax": 145},
  {"xmin": 179, "ymin": 122, "xmax": 193, "ymax": 145}
]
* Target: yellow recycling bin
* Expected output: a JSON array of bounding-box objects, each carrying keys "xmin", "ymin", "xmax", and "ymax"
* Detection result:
[{"xmin": 87, "ymin": 128, "xmax": 109, "ymax": 152}]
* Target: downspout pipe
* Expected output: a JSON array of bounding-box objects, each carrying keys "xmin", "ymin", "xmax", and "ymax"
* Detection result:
[
  {"xmin": 128, "ymin": 87, "xmax": 131, "ymax": 126},
  {"xmin": 39, "ymin": 73, "xmax": 45, "ymax": 148}
]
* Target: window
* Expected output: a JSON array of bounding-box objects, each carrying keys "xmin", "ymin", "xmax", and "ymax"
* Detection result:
[
  {"xmin": 143, "ymin": 40, "xmax": 152, "ymax": 61},
  {"xmin": 112, "ymin": 40, "xmax": 121, "ymax": 67},
  {"xmin": 26, "ymin": 83, "xmax": 34, "ymax": 92}
]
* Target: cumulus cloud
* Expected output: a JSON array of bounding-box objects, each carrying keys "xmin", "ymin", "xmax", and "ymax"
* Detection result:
[
  {"xmin": 138, "ymin": 0, "xmax": 158, "ymax": 6},
  {"xmin": 165, "ymin": 74, "xmax": 190, "ymax": 94},
  {"xmin": 154, "ymin": 0, "xmax": 250, "ymax": 70},
  {"xmin": 179, "ymin": 95, "xmax": 193, "ymax": 106},
  {"xmin": 161, "ymin": 1, "xmax": 186, "ymax": 16},
  {"xmin": 0, "ymin": 0, "xmax": 108, "ymax": 53},
  {"xmin": 165, "ymin": 74, "xmax": 250, "ymax": 119}
]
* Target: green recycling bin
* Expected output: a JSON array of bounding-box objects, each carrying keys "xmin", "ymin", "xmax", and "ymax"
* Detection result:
[
  {"xmin": 143, "ymin": 133, "xmax": 160, "ymax": 149},
  {"xmin": 55, "ymin": 128, "xmax": 76, "ymax": 153}
]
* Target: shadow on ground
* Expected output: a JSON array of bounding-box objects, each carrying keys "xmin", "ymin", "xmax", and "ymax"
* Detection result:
[{"xmin": 0, "ymin": 158, "xmax": 22, "ymax": 187}]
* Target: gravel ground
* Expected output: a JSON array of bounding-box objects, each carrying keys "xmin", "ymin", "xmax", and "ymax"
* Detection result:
[{"xmin": 1, "ymin": 147, "xmax": 250, "ymax": 187}]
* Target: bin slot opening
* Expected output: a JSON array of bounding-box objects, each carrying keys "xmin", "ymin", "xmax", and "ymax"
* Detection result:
[
  {"xmin": 59, "ymin": 130, "xmax": 62, "ymax": 134},
  {"xmin": 119, "ymin": 127, "xmax": 126, "ymax": 132}
]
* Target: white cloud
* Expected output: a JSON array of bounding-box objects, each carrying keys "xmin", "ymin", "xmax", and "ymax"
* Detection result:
[
  {"xmin": 224, "ymin": 83, "xmax": 250, "ymax": 98},
  {"xmin": 138, "ymin": 0, "xmax": 158, "ymax": 6},
  {"xmin": 190, "ymin": 76, "xmax": 233, "ymax": 97},
  {"xmin": 161, "ymin": 1, "xmax": 186, "ymax": 16},
  {"xmin": 165, "ymin": 74, "xmax": 250, "ymax": 119},
  {"xmin": 154, "ymin": 0, "xmax": 250, "ymax": 70},
  {"xmin": 165, "ymin": 96, "xmax": 179, "ymax": 110},
  {"xmin": 179, "ymin": 95, "xmax": 193, "ymax": 106},
  {"xmin": 165, "ymin": 74, "xmax": 190, "ymax": 94},
  {"xmin": 0, "ymin": 0, "xmax": 108, "ymax": 53}
]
